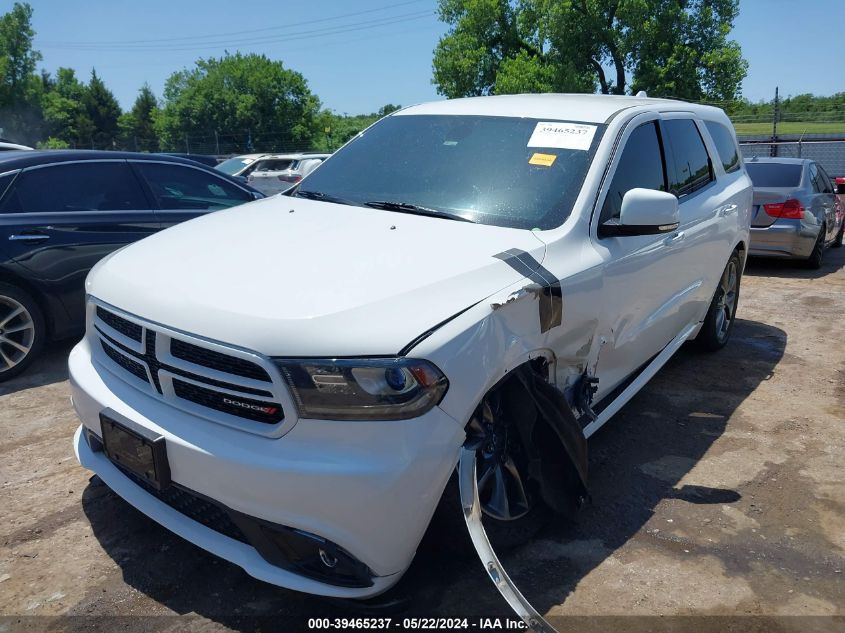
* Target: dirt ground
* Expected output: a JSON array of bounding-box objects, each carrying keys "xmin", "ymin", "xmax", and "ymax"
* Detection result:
[{"xmin": 1, "ymin": 248, "xmax": 844, "ymax": 633}]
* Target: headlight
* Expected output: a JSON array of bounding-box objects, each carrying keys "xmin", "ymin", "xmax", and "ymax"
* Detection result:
[{"xmin": 273, "ymin": 358, "xmax": 448, "ymax": 420}]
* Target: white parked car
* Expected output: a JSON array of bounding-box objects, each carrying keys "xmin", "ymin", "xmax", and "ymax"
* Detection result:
[
  {"xmin": 246, "ymin": 153, "xmax": 331, "ymax": 195},
  {"xmin": 71, "ymin": 94, "xmax": 752, "ymax": 598}
]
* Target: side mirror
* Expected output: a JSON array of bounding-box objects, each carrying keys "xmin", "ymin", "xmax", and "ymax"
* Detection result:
[{"xmin": 600, "ymin": 188, "xmax": 679, "ymax": 237}]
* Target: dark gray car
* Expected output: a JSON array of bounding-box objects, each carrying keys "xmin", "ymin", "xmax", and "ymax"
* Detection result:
[{"xmin": 745, "ymin": 157, "xmax": 844, "ymax": 268}]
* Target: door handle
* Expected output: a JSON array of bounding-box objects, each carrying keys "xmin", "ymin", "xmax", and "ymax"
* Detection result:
[
  {"xmin": 664, "ymin": 231, "xmax": 685, "ymax": 245},
  {"xmin": 8, "ymin": 233, "xmax": 50, "ymax": 242}
]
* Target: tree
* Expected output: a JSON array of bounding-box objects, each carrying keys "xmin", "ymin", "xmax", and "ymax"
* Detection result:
[
  {"xmin": 432, "ymin": 0, "xmax": 748, "ymax": 102},
  {"xmin": 157, "ymin": 52, "xmax": 321, "ymax": 153},
  {"xmin": 83, "ymin": 69, "xmax": 121, "ymax": 148},
  {"xmin": 119, "ymin": 84, "xmax": 160, "ymax": 151},
  {"xmin": 0, "ymin": 2, "xmax": 43, "ymax": 143},
  {"xmin": 41, "ymin": 67, "xmax": 91, "ymax": 147}
]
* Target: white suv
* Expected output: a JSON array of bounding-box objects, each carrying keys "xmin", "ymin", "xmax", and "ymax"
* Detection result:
[{"xmin": 71, "ymin": 94, "xmax": 752, "ymax": 598}]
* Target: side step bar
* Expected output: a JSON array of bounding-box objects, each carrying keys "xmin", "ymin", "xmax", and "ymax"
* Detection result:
[{"xmin": 459, "ymin": 447, "xmax": 557, "ymax": 633}]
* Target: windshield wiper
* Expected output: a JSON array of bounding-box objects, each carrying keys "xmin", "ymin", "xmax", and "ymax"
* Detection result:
[
  {"xmin": 292, "ymin": 189, "xmax": 355, "ymax": 206},
  {"xmin": 363, "ymin": 200, "xmax": 472, "ymax": 222}
]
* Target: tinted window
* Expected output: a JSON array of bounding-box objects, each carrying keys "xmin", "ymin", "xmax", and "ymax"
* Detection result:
[
  {"xmin": 136, "ymin": 162, "xmax": 251, "ymax": 211},
  {"xmin": 296, "ymin": 115, "xmax": 605, "ymax": 230},
  {"xmin": 601, "ymin": 122, "xmax": 666, "ymax": 223},
  {"xmin": 816, "ymin": 164, "xmax": 833, "ymax": 193},
  {"xmin": 216, "ymin": 156, "xmax": 255, "ymax": 175},
  {"xmin": 253, "ymin": 159, "xmax": 293, "ymax": 172},
  {"xmin": 663, "ymin": 119, "xmax": 713, "ymax": 197},
  {"xmin": 744, "ymin": 162, "xmax": 803, "ymax": 187},
  {"xmin": 0, "ymin": 171, "xmax": 17, "ymax": 201},
  {"xmin": 704, "ymin": 121, "xmax": 740, "ymax": 173},
  {"xmin": 0, "ymin": 161, "xmax": 147, "ymax": 214},
  {"xmin": 809, "ymin": 164, "xmax": 823, "ymax": 193}
]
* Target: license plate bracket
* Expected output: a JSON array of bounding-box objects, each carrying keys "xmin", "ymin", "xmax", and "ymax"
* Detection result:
[{"xmin": 100, "ymin": 410, "xmax": 171, "ymax": 490}]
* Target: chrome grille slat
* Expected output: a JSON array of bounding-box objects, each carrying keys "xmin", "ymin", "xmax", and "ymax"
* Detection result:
[{"xmin": 90, "ymin": 303, "xmax": 290, "ymax": 435}]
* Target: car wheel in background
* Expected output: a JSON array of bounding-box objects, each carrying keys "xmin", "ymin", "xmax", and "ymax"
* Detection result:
[
  {"xmin": 694, "ymin": 251, "xmax": 742, "ymax": 352},
  {"xmin": 0, "ymin": 282, "xmax": 45, "ymax": 382},
  {"xmin": 805, "ymin": 225, "xmax": 826, "ymax": 269},
  {"xmin": 833, "ymin": 224, "xmax": 843, "ymax": 248}
]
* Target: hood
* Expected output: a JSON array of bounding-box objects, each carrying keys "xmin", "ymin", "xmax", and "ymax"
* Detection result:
[{"xmin": 87, "ymin": 197, "xmax": 546, "ymax": 356}]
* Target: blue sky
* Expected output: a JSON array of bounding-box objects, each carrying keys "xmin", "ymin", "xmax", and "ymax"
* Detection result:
[{"xmin": 19, "ymin": 0, "xmax": 845, "ymax": 113}]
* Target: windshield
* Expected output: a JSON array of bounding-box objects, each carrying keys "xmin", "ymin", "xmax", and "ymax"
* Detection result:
[
  {"xmin": 296, "ymin": 114, "xmax": 605, "ymax": 230},
  {"xmin": 216, "ymin": 156, "xmax": 255, "ymax": 175},
  {"xmin": 745, "ymin": 162, "xmax": 803, "ymax": 188}
]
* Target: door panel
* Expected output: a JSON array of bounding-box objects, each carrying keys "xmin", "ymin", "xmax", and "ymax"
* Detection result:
[
  {"xmin": 592, "ymin": 118, "xmax": 696, "ymax": 397},
  {"xmin": 0, "ymin": 160, "xmax": 159, "ymax": 329}
]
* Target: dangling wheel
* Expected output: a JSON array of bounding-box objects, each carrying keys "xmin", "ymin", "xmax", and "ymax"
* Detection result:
[{"xmin": 461, "ymin": 388, "xmax": 551, "ymax": 548}]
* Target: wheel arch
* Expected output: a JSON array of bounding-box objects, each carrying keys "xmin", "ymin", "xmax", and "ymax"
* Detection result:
[{"xmin": 0, "ymin": 266, "xmax": 56, "ymax": 339}]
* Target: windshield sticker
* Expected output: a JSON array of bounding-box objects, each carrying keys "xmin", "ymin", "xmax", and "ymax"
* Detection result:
[
  {"xmin": 527, "ymin": 122, "xmax": 597, "ymax": 151},
  {"xmin": 529, "ymin": 152, "xmax": 557, "ymax": 167}
]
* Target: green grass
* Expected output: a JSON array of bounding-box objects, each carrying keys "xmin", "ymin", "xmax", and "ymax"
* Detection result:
[{"xmin": 732, "ymin": 121, "xmax": 845, "ymax": 136}]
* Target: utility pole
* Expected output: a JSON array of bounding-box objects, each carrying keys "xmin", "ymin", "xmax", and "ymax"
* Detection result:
[
  {"xmin": 771, "ymin": 86, "xmax": 779, "ymax": 157},
  {"xmin": 185, "ymin": 134, "xmax": 190, "ymax": 154},
  {"xmin": 214, "ymin": 130, "xmax": 220, "ymax": 155}
]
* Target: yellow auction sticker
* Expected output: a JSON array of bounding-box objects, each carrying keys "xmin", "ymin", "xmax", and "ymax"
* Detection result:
[{"xmin": 529, "ymin": 152, "xmax": 557, "ymax": 167}]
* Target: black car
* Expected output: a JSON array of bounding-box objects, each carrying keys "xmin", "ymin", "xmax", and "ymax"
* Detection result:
[{"xmin": 0, "ymin": 151, "xmax": 262, "ymax": 381}]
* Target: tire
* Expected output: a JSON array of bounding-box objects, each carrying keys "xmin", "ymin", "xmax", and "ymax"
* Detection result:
[
  {"xmin": 694, "ymin": 251, "xmax": 742, "ymax": 352},
  {"xmin": 0, "ymin": 282, "xmax": 45, "ymax": 382},
  {"xmin": 429, "ymin": 382, "xmax": 556, "ymax": 554},
  {"xmin": 430, "ymin": 470, "xmax": 551, "ymax": 555},
  {"xmin": 805, "ymin": 224, "xmax": 826, "ymax": 269},
  {"xmin": 832, "ymin": 224, "xmax": 843, "ymax": 248}
]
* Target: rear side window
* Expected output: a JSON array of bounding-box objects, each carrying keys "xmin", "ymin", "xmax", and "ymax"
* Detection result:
[
  {"xmin": 253, "ymin": 159, "xmax": 293, "ymax": 172},
  {"xmin": 663, "ymin": 119, "xmax": 713, "ymax": 197},
  {"xmin": 0, "ymin": 161, "xmax": 147, "ymax": 214},
  {"xmin": 815, "ymin": 164, "xmax": 834, "ymax": 193},
  {"xmin": 601, "ymin": 121, "xmax": 666, "ymax": 223},
  {"xmin": 704, "ymin": 121, "xmax": 740, "ymax": 173},
  {"xmin": 744, "ymin": 162, "xmax": 803, "ymax": 187},
  {"xmin": 136, "ymin": 162, "xmax": 252, "ymax": 210},
  {"xmin": 809, "ymin": 164, "xmax": 824, "ymax": 193}
]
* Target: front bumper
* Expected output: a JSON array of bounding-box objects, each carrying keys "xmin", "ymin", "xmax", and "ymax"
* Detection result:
[
  {"xmin": 749, "ymin": 219, "xmax": 819, "ymax": 258},
  {"xmin": 70, "ymin": 338, "xmax": 464, "ymax": 598}
]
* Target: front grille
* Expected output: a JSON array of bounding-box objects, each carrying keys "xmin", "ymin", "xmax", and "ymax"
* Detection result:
[
  {"xmin": 101, "ymin": 340, "xmax": 148, "ymax": 383},
  {"xmin": 92, "ymin": 304, "xmax": 288, "ymax": 433},
  {"xmin": 122, "ymin": 468, "xmax": 248, "ymax": 544},
  {"xmin": 173, "ymin": 379, "xmax": 283, "ymax": 424},
  {"xmin": 96, "ymin": 306, "xmax": 142, "ymax": 342},
  {"xmin": 171, "ymin": 338, "xmax": 271, "ymax": 382}
]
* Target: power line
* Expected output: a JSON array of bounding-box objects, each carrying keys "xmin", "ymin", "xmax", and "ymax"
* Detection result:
[
  {"xmin": 37, "ymin": 0, "xmax": 428, "ymax": 47},
  {"xmin": 38, "ymin": 10, "xmax": 434, "ymax": 53}
]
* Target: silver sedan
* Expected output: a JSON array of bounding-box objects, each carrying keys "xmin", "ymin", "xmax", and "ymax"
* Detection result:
[{"xmin": 745, "ymin": 158, "xmax": 844, "ymax": 268}]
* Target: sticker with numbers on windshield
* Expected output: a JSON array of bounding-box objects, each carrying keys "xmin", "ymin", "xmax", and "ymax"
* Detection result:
[{"xmin": 527, "ymin": 122, "xmax": 597, "ymax": 151}]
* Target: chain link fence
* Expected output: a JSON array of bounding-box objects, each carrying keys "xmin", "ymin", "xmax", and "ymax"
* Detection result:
[{"xmin": 739, "ymin": 135, "xmax": 845, "ymax": 178}]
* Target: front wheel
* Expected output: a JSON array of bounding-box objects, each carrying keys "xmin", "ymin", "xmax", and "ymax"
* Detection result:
[
  {"xmin": 694, "ymin": 251, "xmax": 742, "ymax": 352},
  {"xmin": 832, "ymin": 224, "xmax": 843, "ymax": 248}
]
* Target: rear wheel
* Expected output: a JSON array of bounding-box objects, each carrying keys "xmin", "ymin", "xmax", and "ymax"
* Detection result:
[
  {"xmin": 0, "ymin": 283, "xmax": 45, "ymax": 382},
  {"xmin": 805, "ymin": 224, "xmax": 826, "ymax": 269},
  {"xmin": 832, "ymin": 224, "xmax": 843, "ymax": 248},
  {"xmin": 694, "ymin": 251, "xmax": 741, "ymax": 352}
]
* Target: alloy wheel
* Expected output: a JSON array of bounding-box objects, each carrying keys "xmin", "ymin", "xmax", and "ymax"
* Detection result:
[
  {"xmin": 464, "ymin": 390, "xmax": 532, "ymax": 521},
  {"xmin": 714, "ymin": 260, "xmax": 738, "ymax": 344},
  {"xmin": 0, "ymin": 296, "xmax": 35, "ymax": 373}
]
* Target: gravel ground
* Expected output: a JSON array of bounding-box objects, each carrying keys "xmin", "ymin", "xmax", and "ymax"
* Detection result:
[{"xmin": 1, "ymin": 248, "xmax": 843, "ymax": 632}]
